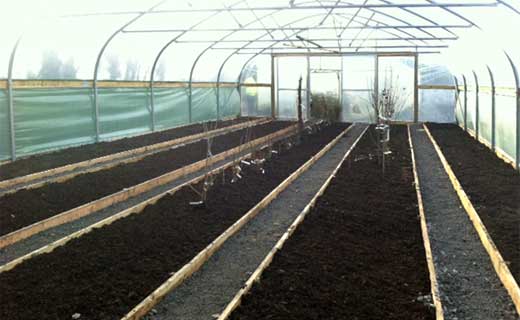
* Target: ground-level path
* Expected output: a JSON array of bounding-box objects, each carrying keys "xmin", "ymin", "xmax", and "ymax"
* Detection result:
[
  {"xmin": 145, "ymin": 124, "xmax": 368, "ymax": 320},
  {"xmin": 410, "ymin": 124, "xmax": 518, "ymax": 320}
]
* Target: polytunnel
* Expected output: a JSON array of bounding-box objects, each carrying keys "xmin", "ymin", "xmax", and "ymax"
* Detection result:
[{"xmin": 1, "ymin": 1, "xmax": 520, "ymax": 320}]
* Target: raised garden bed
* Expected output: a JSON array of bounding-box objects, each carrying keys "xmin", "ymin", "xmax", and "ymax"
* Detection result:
[
  {"xmin": 0, "ymin": 121, "xmax": 291, "ymax": 237},
  {"xmin": 0, "ymin": 117, "xmax": 253, "ymax": 181},
  {"xmin": 229, "ymin": 125, "xmax": 435, "ymax": 320},
  {"xmin": 427, "ymin": 123, "xmax": 520, "ymax": 281},
  {"xmin": 0, "ymin": 123, "xmax": 349, "ymax": 320}
]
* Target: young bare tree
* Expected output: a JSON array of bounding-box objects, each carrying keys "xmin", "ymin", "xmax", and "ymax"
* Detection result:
[{"xmin": 367, "ymin": 68, "xmax": 410, "ymax": 124}]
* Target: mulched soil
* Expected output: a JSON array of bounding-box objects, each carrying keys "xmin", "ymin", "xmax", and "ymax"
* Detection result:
[
  {"xmin": 0, "ymin": 123, "xmax": 349, "ymax": 320},
  {"xmin": 427, "ymin": 123, "xmax": 520, "ymax": 281},
  {"xmin": 230, "ymin": 125, "xmax": 435, "ymax": 320},
  {"xmin": 0, "ymin": 117, "xmax": 253, "ymax": 181},
  {"xmin": 0, "ymin": 121, "xmax": 292, "ymax": 237}
]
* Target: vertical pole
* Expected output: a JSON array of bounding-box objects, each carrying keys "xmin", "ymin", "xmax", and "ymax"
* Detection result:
[
  {"xmin": 374, "ymin": 55, "xmax": 379, "ymax": 123},
  {"xmin": 7, "ymin": 37, "xmax": 21, "ymax": 161},
  {"xmin": 297, "ymin": 76, "xmax": 303, "ymax": 130},
  {"xmin": 473, "ymin": 71, "xmax": 480, "ymax": 140},
  {"xmin": 463, "ymin": 75, "xmax": 468, "ymax": 132},
  {"xmin": 149, "ymin": 80, "xmax": 156, "ymax": 131},
  {"xmin": 306, "ymin": 55, "xmax": 311, "ymax": 119},
  {"xmin": 487, "ymin": 66, "xmax": 496, "ymax": 151},
  {"xmin": 454, "ymin": 76, "xmax": 460, "ymax": 125},
  {"xmin": 270, "ymin": 54, "xmax": 276, "ymax": 118},
  {"xmin": 505, "ymin": 53, "xmax": 519, "ymax": 171},
  {"xmin": 276, "ymin": 56, "xmax": 280, "ymax": 119},
  {"xmin": 414, "ymin": 53, "xmax": 419, "ymax": 123},
  {"xmin": 340, "ymin": 55, "xmax": 344, "ymax": 121}
]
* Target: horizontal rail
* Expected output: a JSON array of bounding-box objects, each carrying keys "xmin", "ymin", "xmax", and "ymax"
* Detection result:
[
  {"xmin": 418, "ymin": 85, "xmax": 456, "ymax": 90},
  {"xmin": 216, "ymin": 125, "xmax": 368, "ymax": 320},
  {"xmin": 121, "ymin": 124, "xmax": 359, "ymax": 320},
  {"xmin": 0, "ymin": 124, "xmax": 297, "ymax": 250},
  {"xmin": 0, "ymin": 80, "xmax": 247, "ymax": 89},
  {"xmin": 424, "ymin": 124, "xmax": 520, "ymax": 315},
  {"xmin": 0, "ymin": 118, "xmax": 268, "ymax": 195}
]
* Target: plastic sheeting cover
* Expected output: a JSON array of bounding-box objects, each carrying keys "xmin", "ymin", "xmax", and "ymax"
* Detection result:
[
  {"xmin": 13, "ymin": 88, "xmax": 95, "ymax": 156},
  {"xmin": 98, "ymin": 88, "xmax": 152, "ymax": 140},
  {"xmin": 0, "ymin": 90, "xmax": 10, "ymax": 160}
]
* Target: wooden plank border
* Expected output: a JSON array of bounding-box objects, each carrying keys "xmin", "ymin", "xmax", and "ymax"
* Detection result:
[
  {"xmin": 0, "ymin": 148, "xmax": 263, "ymax": 273},
  {"xmin": 424, "ymin": 124, "xmax": 520, "ymax": 315},
  {"xmin": 0, "ymin": 124, "xmax": 297, "ymax": 250},
  {"xmin": 0, "ymin": 118, "xmax": 268, "ymax": 194},
  {"xmin": 216, "ymin": 125, "xmax": 368, "ymax": 320},
  {"xmin": 0, "ymin": 118, "xmax": 269, "ymax": 194},
  {"xmin": 121, "ymin": 124, "xmax": 361, "ymax": 320},
  {"xmin": 407, "ymin": 125, "xmax": 445, "ymax": 320}
]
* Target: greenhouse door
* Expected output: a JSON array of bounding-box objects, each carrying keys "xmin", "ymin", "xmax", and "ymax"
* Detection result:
[
  {"xmin": 377, "ymin": 55, "xmax": 416, "ymax": 122},
  {"xmin": 309, "ymin": 70, "xmax": 341, "ymax": 120},
  {"xmin": 275, "ymin": 56, "xmax": 309, "ymax": 120}
]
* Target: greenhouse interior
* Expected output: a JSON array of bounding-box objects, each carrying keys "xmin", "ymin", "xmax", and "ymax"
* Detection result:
[{"xmin": 0, "ymin": 1, "xmax": 519, "ymax": 319}]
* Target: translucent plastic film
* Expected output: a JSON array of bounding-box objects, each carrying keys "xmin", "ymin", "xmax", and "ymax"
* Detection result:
[
  {"xmin": 13, "ymin": 88, "xmax": 95, "ymax": 156},
  {"xmin": 0, "ymin": 90, "xmax": 10, "ymax": 160}
]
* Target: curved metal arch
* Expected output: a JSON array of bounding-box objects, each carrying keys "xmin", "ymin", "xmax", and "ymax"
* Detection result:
[
  {"xmin": 462, "ymin": 74, "xmax": 468, "ymax": 131},
  {"xmin": 486, "ymin": 65, "xmax": 496, "ymax": 150},
  {"xmin": 232, "ymin": 9, "xmax": 417, "ymax": 85},
  {"xmin": 92, "ymin": 1, "xmax": 165, "ymax": 140},
  {"xmin": 215, "ymin": 13, "xmax": 329, "ymax": 119},
  {"xmin": 302, "ymin": 0, "xmax": 447, "ymax": 43},
  {"xmin": 187, "ymin": 10, "xmax": 288, "ymax": 123},
  {"xmin": 472, "ymin": 70, "xmax": 480, "ymax": 138},
  {"xmin": 216, "ymin": 7, "xmax": 434, "ymax": 119},
  {"xmin": 190, "ymin": 0, "xmax": 437, "ymax": 122},
  {"xmin": 504, "ymin": 52, "xmax": 519, "ymax": 170},
  {"xmin": 6, "ymin": 37, "xmax": 22, "ymax": 160},
  {"xmin": 334, "ymin": 13, "xmax": 426, "ymax": 47},
  {"xmin": 148, "ymin": 0, "xmax": 248, "ymax": 130}
]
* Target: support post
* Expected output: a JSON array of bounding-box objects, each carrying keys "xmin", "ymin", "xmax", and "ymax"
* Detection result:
[
  {"xmin": 487, "ymin": 66, "xmax": 496, "ymax": 151},
  {"xmin": 463, "ymin": 75, "xmax": 468, "ymax": 132},
  {"xmin": 505, "ymin": 53, "xmax": 519, "ymax": 171},
  {"xmin": 276, "ymin": 55, "xmax": 281, "ymax": 118},
  {"xmin": 340, "ymin": 55, "xmax": 344, "ymax": 119},
  {"xmin": 306, "ymin": 53, "xmax": 311, "ymax": 120},
  {"xmin": 93, "ymin": 1, "xmax": 165, "ymax": 141},
  {"xmin": 473, "ymin": 71, "xmax": 479, "ymax": 140},
  {"xmin": 414, "ymin": 53, "xmax": 419, "ymax": 123},
  {"xmin": 374, "ymin": 55, "xmax": 379, "ymax": 123},
  {"xmin": 7, "ymin": 37, "xmax": 21, "ymax": 161},
  {"xmin": 454, "ymin": 76, "xmax": 460, "ymax": 124},
  {"xmin": 271, "ymin": 55, "xmax": 276, "ymax": 118},
  {"xmin": 297, "ymin": 76, "xmax": 303, "ymax": 131}
]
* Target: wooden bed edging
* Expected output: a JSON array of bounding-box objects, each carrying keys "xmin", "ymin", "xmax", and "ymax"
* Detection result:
[
  {"xmin": 121, "ymin": 124, "xmax": 360, "ymax": 320},
  {"xmin": 216, "ymin": 125, "xmax": 368, "ymax": 320},
  {"xmin": 407, "ymin": 125, "xmax": 445, "ymax": 320},
  {"xmin": 424, "ymin": 124, "xmax": 520, "ymax": 315},
  {"xmin": 0, "ymin": 118, "xmax": 269, "ymax": 195},
  {"xmin": 0, "ymin": 153, "xmax": 252, "ymax": 273},
  {"xmin": 0, "ymin": 124, "xmax": 296, "ymax": 250}
]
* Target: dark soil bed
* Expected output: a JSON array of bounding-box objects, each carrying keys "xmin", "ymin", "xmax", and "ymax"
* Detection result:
[
  {"xmin": 0, "ymin": 117, "xmax": 253, "ymax": 181},
  {"xmin": 427, "ymin": 123, "xmax": 520, "ymax": 281},
  {"xmin": 230, "ymin": 126, "xmax": 435, "ymax": 320},
  {"xmin": 0, "ymin": 123, "xmax": 349, "ymax": 320},
  {"xmin": 0, "ymin": 121, "xmax": 292, "ymax": 237}
]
